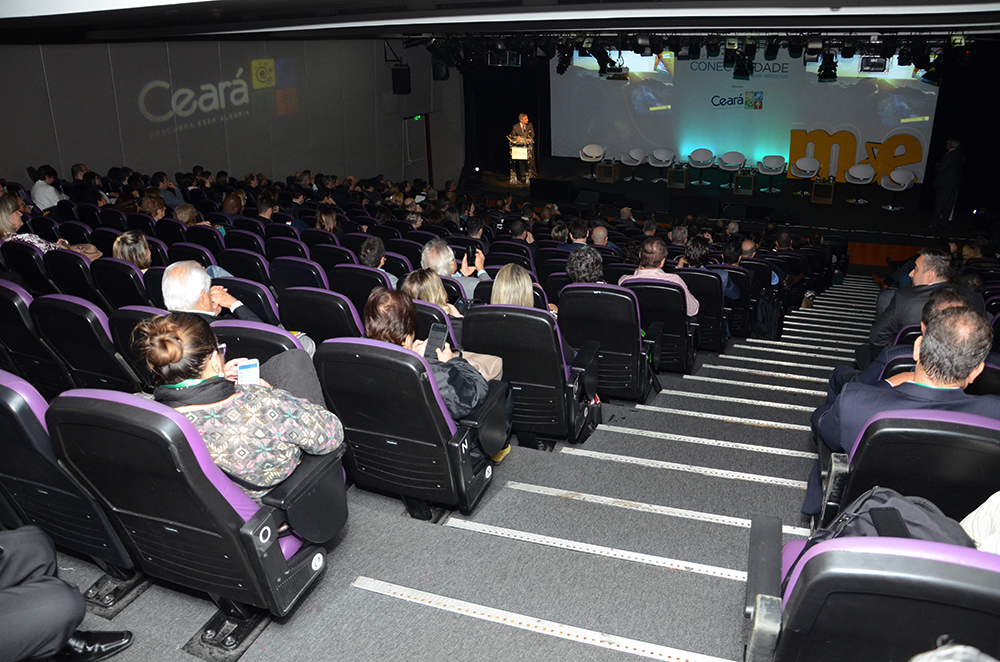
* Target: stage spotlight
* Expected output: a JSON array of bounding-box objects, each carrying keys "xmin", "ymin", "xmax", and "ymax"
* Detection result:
[
  {"xmin": 724, "ymin": 47, "xmax": 737, "ymax": 69},
  {"xmin": 787, "ymin": 38, "xmax": 804, "ymax": 59},
  {"xmin": 556, "ymin": 44, "xmax": 573, "ymax": 75},
  {"xmin": 805, "ymin": 38, "xmax": 823, "ymax": 63},
  {"xmin": 744, "ymin": 40, "xmax": 757, "ymax": 61},
  {"xmin": 860, "ymin": 55, "xmax": 888, "ymax": 72},
  {"xmin": 764, "ymin": 37, "xmax": 781, "ymax": 61},
  {"xmin": 733, "ymin": 54, "xmax": 752, "ymax": 80},
  {"xmin": 688, "ymin": 38, "xmax": 701, "ymax": 59},
  {"xmin": 897, "ymin": 46, "xmax": 912, "ymax": 66},
  {"xmin": 841, "ymin": 40, "xmax": 857, "ymax": 59},
  {"xmin": 818, "ymin": 51, "xmax": 837, "ymax": 82},
  {"xmin": 592, "ymin": 45, "xmax": 615, "ymax": 74},
  {"xmin": 706, "ymin": 37, "xmax": 721, "ymax": 58},
  {"xmin": 880, "ymin": 39, "xmax": 897, "ymax": 60}
]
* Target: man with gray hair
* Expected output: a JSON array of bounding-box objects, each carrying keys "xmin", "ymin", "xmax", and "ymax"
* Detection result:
[
  {"xmin": 669, "ymin": 224, "xmax": 687, "ymax": 246},
  {"xmin": 420, "ymin": 238, "xmax": 488, "ymax": 299}
]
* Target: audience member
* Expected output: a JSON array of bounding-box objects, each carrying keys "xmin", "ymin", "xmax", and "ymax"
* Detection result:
[
  {"xmin": 400, "ymin": 268, "xmax": 462, "ymax": 318},
  {"xmin": 0, "ymin": 194, "xmax": 71, "ymax": 253},
  {"xmin": 358, "ymin": 236, "xmax": 397, "ymax": 288},
  {"xmin": 112, "ymin": 230, "xmax": 152, "ymax": 273},
  {"xmin": 421, "ymin": 238, "xmax": 487, "ymax": 299},
  {"xmin": 617, "ymin": 236, "xmax": 699, "ymax": 316},
  {"xmin": 566, "ymin": 246, "xmax": 604, "ymax": 284},
  {"xmin": 677, "ymin": 235, "xmax": 740, "ymax": 300},
  {"xmin": 135, "ymin": 313, "xmax": 341, "ymax": 502},
  {"xmin": 30, "ymin": 165, "xmax": 68, "ymax": 211},
  {"xmin": 151, "ymin": 171, "xmax": 185, "ymax": 208}
]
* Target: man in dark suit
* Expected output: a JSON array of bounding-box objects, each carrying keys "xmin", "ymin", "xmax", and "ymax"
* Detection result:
[
  {"xmin": 859, "ymin": 248, "xmax": 956, "ymax": 368},
  {"xmin": 508, "ymin": 113, "xmax": 536, "ymax": 184},
  {"xmin": 803, "ymin": 304, "xmax": 998, "ymax": 515},
  {"xmin": 931, "ymin": 138, "xmax": 964, "ymax": 228}
]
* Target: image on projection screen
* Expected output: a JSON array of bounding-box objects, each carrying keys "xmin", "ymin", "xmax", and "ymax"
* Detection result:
[{"xmin": 550, "ymin": 49, "xmax": 940, "ymax": 181}]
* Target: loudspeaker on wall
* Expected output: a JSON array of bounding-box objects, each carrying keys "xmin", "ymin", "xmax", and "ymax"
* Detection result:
[{"xmin": 392, "ymin": 65, "xmax": 411, "ymax": 95}]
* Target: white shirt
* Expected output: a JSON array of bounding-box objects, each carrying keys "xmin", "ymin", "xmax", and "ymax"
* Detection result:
[{"xmin": 30, "ymin": 179, "xmax": 67, "ymax": 210}]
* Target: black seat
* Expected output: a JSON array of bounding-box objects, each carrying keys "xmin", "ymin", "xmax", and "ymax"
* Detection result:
[
  {"xmin": 47, "ymin": 389, "xmax": 347, "ymax": 652},
  {"xmin": 211, "ymin": 319, "xmax": 303, "ymax": 363},
  {"xmin": 232, "ymin": 216, "xmax": 266, "ymax": 236},
  {"xmin": 314, "ymin": 338, "xmax": 504, "ymax": 517},
  {"xmin": 368, "ymin": 225, "xmax": 401, "ymax": 243},
  {"xmin": 270, "ymin": 257, "xmax": 328, "ymax": 294},
  {"xmin": 820, "ymin": 410, "xmax": 1000, "ymax": 527},
  {"xmin": 301, "ymin": 228, "xmax": 339, "ymax": 250},
  {"xmin": 0, "ymin": 241, "xmax": 60, "ymax": 295},
  {"xmin": 211, "ymin": 277, "xmax": 282, "ymax": 326},
  {"xmin": 621, "ymin": 279, "xmax": 697, "ymax": 373},
  {"xmin": 266, "ymin": 236, "xmax": 310, "ymax": 261},
  {"xmin": 312, "ymin": 244, "xmax": 358, "ymax": 275},
  {"xmin": 543, "ymin": 272, "xmax": 571, "ymax": 306},
  {"xmin": 745, "ymin": 521, "xmax": 1000, "ymax": 662},
  {"xmin": 43, "ymin": 249, "xmax": 113, "ymax": 314},
  {"xmin": 146, "ymin": 237, "xmax": 169, "ymax": 266},
  {"xmin": 30, "ymin": 294, "xmax": 142, "ymax": 392},
  {"xmin": 603, "ymin": 262, "xmax": 638, "ymax": 284},
  {"xmin": 168, "ymin": 242, "xmax": 216, "ymax": 268},
  {"xmin": 473, "ymin": 280, "xmax": 547, "ymax": 310},
  {"xmin": 217, "ymin": 248, "xmax": 274, "ymax": 291},
  {"xmin": 385, "ymin": 238, "xmax": 424, "ymax": 268},
  {"xmin": 58, "ymin": 220, "xmax": 93, "ymax": 245},
  {"xmin": 143, "ymin": 266, "xmax": 167, "ymax": 309},
  {"xmin": 485, "ymin": 251, "xmax": 535, "ymax": 276},
  {"xmin": 327, "ymin": 264, "xmax": 391, "ymax": 314},
  {"xmin": 186, "ymin": 225, "xmax": 226, "ymax": 256},
  {"xmin": 414, "ymin": 300, "xmax": 460, "ymax": 348},
  {"xmin": 0, "ymin": 370, "xmax": 142, "ymax": 613},
  {"xmin": 279, "ymin": 287, "xmax": 363, "ymax": 342},
  {"xmin": 99, "ymin": 207, "xmax": 127, "ymax": 231},
  {"xmin": 557, "ymin": 283, "xmax": 661, "ymax": 403},
  {"xmin": 0, "ymin": 281, "xmax": 74, "ymax": 399},
  {"xmin": 76, "ymin": 203, "xmax": 101, "ymax": 229},
  {"xmin": 264, "ymin": 223, "xmax": 300, "ymax": 240},
  {"xmin": 154, "ymin": 217, "xmax": 187, "ymax": 245},
  {"xmin": 893, "ymin": 324, "xmax": 922, "ymax": 345},
  {"xmin": 675, "ymin": 268, "xmax": 728, "ymax": 352},
  {"xmin": 108, "ymin": 305, "xmax": 168, "ymax": 391},
  {"xmin": 90, "ymin": 227, "xmax": 121, "ymax": 257},
  {"xmin": 126, "ymin": 212, "xmax": 157, "ymax": 236},
  {"xmin": 382, "ymin": 252, "xmax": 412, "ymax": 281},
  {"xmin": 709, "ymin": 264, "xmax": 753, "ymax": 337},
  {"xmin": 92, "ymin": 258, "xmax": 154, "ymax": 308},
  {"xmin": 225, "ymin": 229, "xmax": 266, "ymax": 254},
  {"xmin": 462, "ymin": 304, "xmax": 600, "ymax": 447},
  {"xmin": 340, "ymin": 232, "xmax": 370, "ymax": 256}
]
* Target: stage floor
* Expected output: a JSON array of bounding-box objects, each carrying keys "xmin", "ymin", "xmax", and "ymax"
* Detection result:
[{"xmin": 474, "ymin": 156, "xmax": 984, "ymax": 249}]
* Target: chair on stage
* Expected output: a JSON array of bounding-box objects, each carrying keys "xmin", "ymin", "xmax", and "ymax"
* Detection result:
[
  {"xmin": 688, "ymin": 148, "xmax": 715, "ymax": 185},
  {"xmin": 757, "ymin": 155, "xmax": 786, "ymax": 194},
  {"xmin": 845, "ymin": 163, "xmax": 876, "ymax": 204},
  {"xmin": 790, "ymin": 157, "xmax": 821, "ymax": 197},
  {"xmin": 621, "ymin": 148, "xmax": 648, "ymax": 182},
  {"xmin": 718, "ymin": 151, "xmax": 746, "ymax": 190},
  {"xmin": 648, "ymin": 148, "xmax": 676, "ymax": 183},
  {"xmin": 880, "ymin": 168, "xmax": 916, "ymax": 212},
  {"xmin": 579, "ymin": 144, "xmax": 605, "ymax": 179}
]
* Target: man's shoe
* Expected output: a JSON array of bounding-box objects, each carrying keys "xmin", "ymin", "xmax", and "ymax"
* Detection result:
[
  {"xmin": 872, "ymin": 275, "xmax": 889, "ymax": 290},
  {"xmin": 53, "ymin": 631, "xmax": 134, "ymax": 662},
  {"xmin": 885, "ymin": 257, "xmax": 902, "ymax": 270}
]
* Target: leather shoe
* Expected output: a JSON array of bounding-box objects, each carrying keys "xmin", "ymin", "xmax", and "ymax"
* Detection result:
[
  {"xmin": 53, "ymin": 630, "xmax": 133, "ymax": 662},
  {"xmin": 885, "ymin": 257, "xmax": 902, "ymax": 270},
  {"xmin": 872, "ymin": 275, "xmax": 889, "ymax": 290}
]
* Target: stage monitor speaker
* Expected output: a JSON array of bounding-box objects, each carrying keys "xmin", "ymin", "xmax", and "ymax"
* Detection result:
[
  {"xmin": 392, "ymin": 65, "xmax": 411, "ymax": 95},
  {"xmin": 576, "ymin": 189, "xmax": 599, "ymax": 205},
  {"xmin": 668, "ymin": 194, "xmax": 720, "ymax": 218},
  {"xmin": 530, "ymin": 179, "xmax": 579, "ymax": 203},
  {"xmin": 598, "ymin": 191, "xmax": 627, "ymax": 207},
  {"xmin": 431, "ymin": 57, "xmax": 450, "ymax": 81}
]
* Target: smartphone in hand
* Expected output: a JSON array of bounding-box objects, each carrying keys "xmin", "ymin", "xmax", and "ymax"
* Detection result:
[
  {"xmin": 236, "ymin": 358, "xmax": 260, "ymax": 385},
  {"xmin": 424, "ymin": 323, "xmax": 448, "ymax": 359}
]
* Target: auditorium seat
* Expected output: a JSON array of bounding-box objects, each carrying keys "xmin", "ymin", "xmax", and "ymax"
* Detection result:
[
  {"xmin": 264, "ymin": 223, "xmax": 300, "ymax": 240},
  {"xmin": 126, "ymin": 212, "xmax": 157, "ymax": 236},
  {"xmin": 621, "ymin": 148, "xmax": 648, "ymax": 182},
  {"xmin": 43, "ymin": 248, "xmax": 114, "ymax": 314},
  {"xmin": 91, "ymin": 226, "xmax": 122, "ymax": 257},
  {"xmin": 385, "ymin": 238, "xmax": 424, "ymax": 268},
  {"xmin": 46, "ymin": 388, "xmax": 346, "ymax": 651},
  {"xmin": 279, "ymin": 287, "xmax": 363, "ymax": 342},
  {"xmin": 543, "ymin": 272, "xmax": 571, "ymax": 306},
  {"xmin": 168, "ymin": 241, "xmax": 216, "ymax": 268},
  {"xmin": 675, "ymin": 268, "xmax": 729, "ymax": 352},
  {"xmin": 99, "ymin": 206, "xmax": 128, "ymax": 231},
  {"xmin": 790, "ymin": 156, "xmax": 821, "ymax": 197},
  {"xmin": 269, "ymin": 256, "xmax": 329, "ymax": 294},
  {"xmin": 0, "ymin": 281, "xmax": 75, "ymax": 400},
  {"xmin": 745, "ymin": 523, "xmax": 1000, "ymax": 662},
  {"xmin": 648, "ymin": 148, "xmax": 676, "ymax": 183},
  {"xmin": 211, "ymin": 319, "xmax": 303, "ymax": 363},
  {"xmin": 368, "ymin": 224, "xmax": 401, "ymax": 243},
  {"xmin": 756, "ymin": 155, "xmax": 786, "ymax": 193},
  {"xmin": 211, "ymin": 277, "xmax": 282, "ymax": 326},
  {"xmin": 579, "ymin": 144, "xmax": 605, "ymax": 179},
  {"xmin": 232, "ymin": 216, "xmax": 266, "ymax": 237},
  {"xmin": 558, "ymin": 284, "xmax": 661, "ymax": 403},
  {"xmin": 382, "ymin": 252, "xmax": 412, "ymax": 281},
  {"xmin": 820, "ymin": 410, "xmax": 1000, "ymax": 527},
  {"xmin": 844, "ymin": 162, "xmax": 876, "ymax": 204},
  {"xmin": 312, "ymin": 244, "xmax": 359, "ymax": 276},
  {"xmin": 76, "ymin": 203, "xmax": 100, "ymax": 229},
  {"xmin": 314, "ymin": 338, "xmax": 504, "ymax": 519},
  {"xmin": 217, "ymin": 248, "xmax": 274, "ymax": 291},
  {"xmin": 58, "ymin": 220, "xmax": 93, "ymax": 246},
  {"xmin": 709, "ymin": 264, "xmax": 753, "ymax": 337},
  {"xmin": 301, "ymin": 227, "xmax": 339, "ymax": 250},
  {"xmin": 108, "ymin": 305, "xmax": 167, "ymax": 390},
  {"xmin": 327, "ymin": 264, "xmax": 392, "ymax": 314},
  {"xmin": 266, "ymin": 236, "xmax": 310, "ymax": 261},
  {"xmin": 0, "ymin": 369, "xmax": 142, "ymax": 613},
  {"xmin": 621, "ymin": 279, "xmax": 697, "ymax": 373},
  {"xmin": 224, "ymin": 228, "xmax": 267, "ymax": 254},
  {"xmin": 462, "ymin": 304, "xmax": 600, "ymax": 448},
  {"xmin": 687, "ymin": 148, "xmax": 715, "ymax": 186},
  {"xmin": 146, "ymin": 236, "xmax": 169, "ymax": 266},
  {"xmin": 30, "ymin": 294, "xmax": 142, "ymax": 392},
  {"xmin": 1, "ymin": 241, "xmax": 60, "ymax": 295},
  {"xmin": 186, "ymin": 224, "xmax": 226, "ymax": 256},
  {"xmin": 154, "ymin": 217, "xmax": 187, "ymax": 245}
]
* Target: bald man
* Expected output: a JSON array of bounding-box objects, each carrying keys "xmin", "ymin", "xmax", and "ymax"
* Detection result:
[{"xmin": 591, "ymin": 226, "xmax": 619, "ymax": 252}]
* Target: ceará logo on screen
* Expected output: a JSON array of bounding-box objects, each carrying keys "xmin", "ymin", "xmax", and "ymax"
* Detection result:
[
  {"xmin": 138, "ymin": 69, "xmax": 250, "ymax": 122},
  {"xmin": 711, "ymin": 95, "xmax": 745, "ymax": 107}
]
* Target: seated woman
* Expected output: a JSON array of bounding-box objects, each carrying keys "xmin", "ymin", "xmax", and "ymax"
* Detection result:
[
  {"xmin": 400, "ymin": 268, "xmax": 463, "ymax": 346},
  {"xmin": 316, "ymin": 205, "xmax": 343, "ymax": 238},
  {"xmin": 491, "ymin": 262, "xmax": 559, "ymax": 314},
  {"xmin": 0, "ymin": 193, "xmax": 100, "ymax": 259},
  {"xmin": 113, "ymin": 229, "xmax": 152, "ymax": 273},
  {"xmin": 135, "ymin": 312, "xmax": 343, "ymax": 502}
]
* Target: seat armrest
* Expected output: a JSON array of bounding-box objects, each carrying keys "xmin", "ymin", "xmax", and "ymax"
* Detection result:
[
  {"xmin": 745, "ymin": 594, "xmax": 782, "ymax": 662},
  {"xmin": 745, "ymin": 514, "xmax": 783, "ymax": 618},
  {"xmin": 457, "ymin": 378, "xmax": 510, "ymax": 458},
  {"xmin": 819, "ymin": 452, "xmax": 850, "ymax": 529},
  {"xmin": 260, "ymin": 447, "xmax": 349, "ymax": 544},
  {"xmin": 457, "ymin": 378, "xmax": 507, "ymax": 429},
  {"xmin": 570, "ymin": 340, "xmax": 600, "ymax": 401}
]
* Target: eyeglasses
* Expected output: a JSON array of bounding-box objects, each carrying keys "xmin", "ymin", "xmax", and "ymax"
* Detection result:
[{"xmin": 216, "ymin": 344, "xmax": 227, "ymax": 358}]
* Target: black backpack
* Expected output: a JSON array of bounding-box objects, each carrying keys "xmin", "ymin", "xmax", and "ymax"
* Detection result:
[
  {"xmin": 752, "ymin": 287, "xmax": 783, "ymax": 340},
  {"xmin": 782, "ymin": 486, "xmax": 976, "ymax": 594}
]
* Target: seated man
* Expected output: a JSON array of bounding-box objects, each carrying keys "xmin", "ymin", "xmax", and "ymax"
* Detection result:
[
  {"xmin": 590, "ymin": 225, "xmax": 619, "ymax": 252},
  {"xmin": 0, "ymin": 526, "xmax": 132, "ymax": 662},
  {"xmin": 560, "ymin": 220, "xmax": 589, "ymax": 251},
  {"xmin": 618, "ymin": 236, "xmax": 700, "ymax": 317},
  {"xmin": 162, "ymin": 260, "xmax": 316, "ymax": 358},
  {"xmin": 804, "ymin": 305, "xmax": 999, "ymax": 514},
  {"xmin": 358, "ymin": 236, "xmax": 398, "ymax": 288},
  {"xmin": 677, "ymin": 235, "xmax": 740, "ymax": 301},
  {"xmin": 420, "ymin": 238, "xmax": 488, "ymax": 300}
]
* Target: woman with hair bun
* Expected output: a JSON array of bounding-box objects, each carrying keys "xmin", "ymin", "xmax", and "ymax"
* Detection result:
[{"xmin": 135, "ymin": 312, "xmax": 343, "ymax": 501}]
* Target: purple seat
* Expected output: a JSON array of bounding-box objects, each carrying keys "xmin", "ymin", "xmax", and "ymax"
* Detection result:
[
  {"xmin": 224, "ymin": 228, "xmax": 266, "ymax": 255},
  {"xmin": 43, "ymin": 248, "xmax": 113, "ymax": 314},
  {"xmin": 146, "ymin": 236, "xmax": 169, "ymax": 267},
  {"xmin": 413, "ymin": 300, "xmax": 460, "ymax": 348},
  {"xmin": 269, "ymin": 256, "xmax": 328, "ymax": 294},
  {"xmin": 211, "ymin": 277, "xmax": 281, "ymax": 326},
  {"xmin": 385, "ymin": 238, "xmax": 423, "ymax": 269},
  {"xmin": 168, "ymin": 242, "xmax": 217, "ymax": 268},
  {"xmin": 46, "ymin": 388, "xmax": 347, "ymax": 638},
  {"xmin": 29, "ymin": 294, "xmax": 142, "ymax": 392},
  {"xmin": 76, "ymin": 203, "xmax": 101, "ymax": 229},
  {"xmin": 746, "ymin": 531, "xmax": 1000, "ymax": 662},
  {"xmin": 108, "ymin": 305, "xmax": 167, "ymax": 390},
  {"xmin": 0, "ymin": 281, "xmax": 74, "ymax": 399},
  {"xmin": 339, "ymin": 232, "xmax": 370, "ymax": 256},
  {"xmin": 186, "ymin": 224, "xmax": 226, "ymax": 256},
  {"xmin": 381, "ymin": 252, "xmax": 412, "ymax": 281},
  {"xmin": 327, "ymin": 264, "xmax": 391, "ymax": 315},
  {"xmin": 99, "ymin": 207, "xmax": 127, "ymax": 231},
  {"xmin": 300, "ymin": 228, "xmax": 339, "ymax": 250},
  {"xmin": 90, "ymin": 226, "xmax": 122, "ymax": 258},
  {"xmin": 314, "ymin": 338, "xmax": 504, "ymax": 518},
  {"xmin": 0, "ymin": 240, "xmax": 60, "ymax": 296},
  {"xmin": 821, "ymin": 410, "xmax": 1000, "ymax": 527},
  {"xmin": 675, "ymin": 267, "xmax": 728, "ymax": 352},
  {"xmin": 210, "ymin": 319, "xmax": 302, "ymax": 364},
  {"xmin": 893, "ymin": 324, "xmax": 922, "ymax": 345},
  {"xmin": 558, "ymin": 283, "xmax": 661, "ymax": 403},
  {"xmin": 217, "ymin": 248, "xmax": 272, "ymax": 290},
  {"xmin": 311, "ymin": 244, "xmax": 358, "ymax": 276},
  {"xmin": 264, "ymin": 222, "xmax": 300, "ymax": 240},
  {"xmin": 279, "ymin": 287, "xmax": 363, "ymax": 342},
  {"xmin": 154, "ymin": 217, "xmax": 187, "ymax": 245},
  {"xmin": 622, "ymin": 279, "xmax": 697, "ymax": 374},
  {"xmin": 126, "ymin": 212, "xmax": 157, "ymax": 236},
  {"xmin": 266, "ymin": 236, "xmax": 310, "ymax": 261},
  {"xmin": 143, "ymin": 266, "xmax": 166, "ymax": 309},
  {"xmin": 57, "ymin": 220, "xmax": 93, "ymax": 246},
  {"xmin": 232, "ymin": 216, "xmax": 266, "ymax": 237},
  {"xmin": 462, "ymin": 304, "xmax": 600, "ymax": 447}
]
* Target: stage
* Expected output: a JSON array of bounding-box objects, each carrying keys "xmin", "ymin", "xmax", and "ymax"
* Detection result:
[{"xmin": 469, "ymin": 155, "xmax": 989, "ymax": 267}]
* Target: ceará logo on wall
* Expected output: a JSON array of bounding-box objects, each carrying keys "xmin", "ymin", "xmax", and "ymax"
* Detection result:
[
  {"xmin": 139, "ymin": 68, "xmax": 250, "ymax": 123},
  {"xmin": 711, "ymin": 91, "xmax": 763, "ymax": 110}
]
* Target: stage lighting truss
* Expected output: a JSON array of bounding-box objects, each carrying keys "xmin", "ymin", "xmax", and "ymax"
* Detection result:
[{"xmin": 818, "ymin": 50, "xmax": 838, "ymax": 81}]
